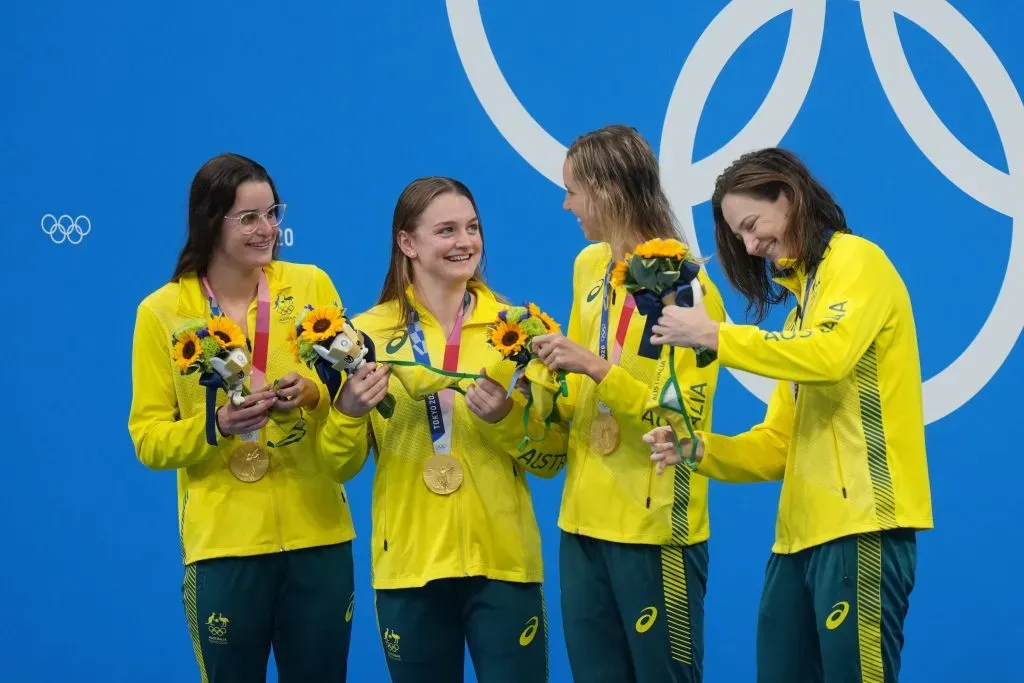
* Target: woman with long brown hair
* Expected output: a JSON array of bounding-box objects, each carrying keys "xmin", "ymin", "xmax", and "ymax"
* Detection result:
[
  {"xmin": 318, "ymin": 176, "xmax": 566, "ymax": 683},
  {"xmin": 129, "ymin": 152, "xmax": 357, "ymax": 682},
  {"xmin": 645, "ymin": 147, "xmax": 933, "ymax": 681},
  {"xmin": 532, "ymin": 125, "xmax": 725, "ymax": 683}
]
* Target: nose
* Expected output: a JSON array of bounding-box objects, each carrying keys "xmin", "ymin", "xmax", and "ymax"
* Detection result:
[
  {"xmin": 562, "ymin": 193, "xmax": 571, "ymax": 211},
  {"xmin": 743, "ymin": 234, "xmax": 759, "ymax": 256}
]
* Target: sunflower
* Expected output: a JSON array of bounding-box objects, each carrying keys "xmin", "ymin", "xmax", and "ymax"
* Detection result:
[
  {"xmin": 489, "ymin": 321, "xmax": 528, "ymax": 357},
  {"xmin": 173, "ymin": 330, "xmax": 203, "ymax": 372},
  {"xmin": 300, "ymin": 306, "xmax": 344, "ymax": 343},
  {"xmin": 527, "ymin": 302, "xmax": 561, "ymax": 334},
  {"xmin": 207, "ymin": 316, "xmax": 246, "ymax": 349},
  {"xmin": 609, "ymin": 260, "xmax": 630, "ymax": 289},
  {"xmin": 635, "ymin": 238, "xmax": 689, "ymax": 260}
]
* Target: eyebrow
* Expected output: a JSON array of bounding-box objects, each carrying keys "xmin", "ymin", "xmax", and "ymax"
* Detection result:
[{"xmin": 433, "ymin": 218, "xmax": 479, "ymax": 228}]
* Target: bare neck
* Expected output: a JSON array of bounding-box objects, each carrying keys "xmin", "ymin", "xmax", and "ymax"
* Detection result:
[
  {"xmin": 413, "ymin": 278, "xmax": 471, "ymax": 337},
  {"xmin": 204, "ymin": 256, "xmax": 262, "ymax": 310}
]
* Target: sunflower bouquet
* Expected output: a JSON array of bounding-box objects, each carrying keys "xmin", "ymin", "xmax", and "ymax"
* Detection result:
[
  {"xmin": 172, "ymin": 316, "xmax": 251, "ymax": 404},
  {"xmin": 290, "ymin": 304, "xmax": 396, "ymax": 418},
  {"xmin": 486, "ymin": 302, "xmax": 568, "ymax": 449},
  {"xmin": 611, "ymin": 237, "xmax": 716, "ymax": 367}
]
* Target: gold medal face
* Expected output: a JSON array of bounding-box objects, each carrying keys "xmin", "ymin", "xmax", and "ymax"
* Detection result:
[
  {"xmin": 423, "ymin": 454, "xmax": 464, "ymax": 495},
  {"xmin": 590, "ymin": 413, "xmax": 621, "ymax": 455},
  {"xmin": 230, "ymin": 443, "xmax": 270, "ymax": 483}
]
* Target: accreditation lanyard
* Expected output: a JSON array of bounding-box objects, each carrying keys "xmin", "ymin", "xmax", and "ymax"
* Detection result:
[
  {"xmin": 202, "ymin": 271, "xmax": 270, "ymax": 441},
  {"xmin": 597, "ymin": 262, "xmax": 636, "ymax": 415},
  {"xmin": 407, "ymin": 293, "xmax": 469, "ymax": 456}
]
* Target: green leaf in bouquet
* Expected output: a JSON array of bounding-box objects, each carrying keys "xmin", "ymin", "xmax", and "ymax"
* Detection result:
[{"xmin": 653, "ymin": 270, "xmax": 683, "ymax": 291}]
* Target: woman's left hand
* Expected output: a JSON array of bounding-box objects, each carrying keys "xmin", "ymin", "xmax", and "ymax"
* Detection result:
[
  {"xmin": 271, "ymin": 372, "xmax": 320, "ymax": 412},
  {"xmin": 465, "ymin": 368, "xmax": 514, "ymax": 424},
  {"xmin": 650, "ymin": 303, "xmax": 720, "ymax": 350}
]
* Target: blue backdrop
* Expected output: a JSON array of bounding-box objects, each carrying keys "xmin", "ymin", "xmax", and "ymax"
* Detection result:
[{"xmin": 6, "ymin": 0, "xmax": 1022, "ymax": 680}]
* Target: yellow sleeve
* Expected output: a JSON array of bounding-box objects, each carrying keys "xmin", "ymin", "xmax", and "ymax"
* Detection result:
[
  {"xmin": 318, "ymin": 406, "xmax": 373, "ymax": 484},
  {"xmin": 717, "ymin": 242, "xmax": 892, "ymax": 385},
  {"xmin": 128, "ymin": 303, "xmax": 227, "ymax": 470},
  {"xmin": 304, "ymin": 267, "xmax": 344, "ymax": 423},
  {"xmin": 486, "ymin": 401, "xmax": 568, "ymax": 479},
  {"xmin": 554, "ymin": 259, "xmax": 589, "ymax": 425},
  {"xmin": 696, "ymin": 379, "xmax": 792, "ymax": 483}
]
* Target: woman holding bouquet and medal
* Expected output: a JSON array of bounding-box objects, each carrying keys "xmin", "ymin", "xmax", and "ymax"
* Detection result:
[
  {"xmin": 530, "ymin": 125, "xmax": 725, "ymax": 683},
  {"xmin": 128, "ymin": 153, "xmax": 357, "ymax": 683},
  {"xmin": 318, "ymin": 176, "xmax": 567, "ymax": 683},
  {"xmin": 644, "ymin": 148, "xmax": 933, "ymax": 682}
]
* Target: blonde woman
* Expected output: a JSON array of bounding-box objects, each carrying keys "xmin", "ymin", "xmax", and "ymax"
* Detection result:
[{"xmin": 532, "ymin": 125, "xmax": 725, "ymax": 683}]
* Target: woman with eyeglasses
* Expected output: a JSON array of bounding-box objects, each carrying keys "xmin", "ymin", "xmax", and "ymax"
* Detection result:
[
  {"xmin": 644, "ymin": 148, "xmax": 933, "ymax": 682},
  {"xmin": 129, "ymin": 152, "xmax": 357, "ymax": 682},
  {"xmin": 318, "ymin": 176, "xmax": 566, "ymax": 683}
]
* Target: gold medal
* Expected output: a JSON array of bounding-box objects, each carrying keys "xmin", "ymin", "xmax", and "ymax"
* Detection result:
[
  {"xmin": 590, "ymin": 413, "xmax": 621, "ymax": 455},
  {"xmin": 230, "ymin": 442, "xmax": 270, "ymax": 483},
  {"xmin": 423, "ymin": 454, "xmax": 464, "ymax": 495}
]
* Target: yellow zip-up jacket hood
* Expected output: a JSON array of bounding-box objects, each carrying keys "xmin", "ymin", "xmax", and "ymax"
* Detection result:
[
  {"xmin": 317, "ymin": 282, "xmax": 568, "ymax": 590},
  {"xmin": 557, "ymin": 243, "xmax": 724, "ymax": 547},
  {"xmin": 129, "ymin": 261, "xmax": 356, "ymax": 565},
  {"xmin": 698, "ymin": 233, "xmax": 934, "ymax": 554}
]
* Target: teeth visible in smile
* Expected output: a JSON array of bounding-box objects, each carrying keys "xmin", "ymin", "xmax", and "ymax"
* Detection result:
[
  {"xmin": 446, "ymin": 254, "xmax": 471, "ymax": 261},
  {"xmin": 249, "ymin": 240, "xmax": 270, "ymax": 247}
]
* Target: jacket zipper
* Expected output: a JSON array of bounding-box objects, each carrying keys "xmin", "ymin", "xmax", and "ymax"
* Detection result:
[
  {"xmin": 268, "ymin": 452, "xmax": 285, "ymax": 551},
  {"xmin": 383, "ymin": 467, "xmax": 389, "ymax": 551},
  {"xmin": 645, "ymin": 468, "xmax": 654, "ymax": 509},
  {"xmin": 831, "ymin": 426, "xmax": 848, "ymax": 499}
]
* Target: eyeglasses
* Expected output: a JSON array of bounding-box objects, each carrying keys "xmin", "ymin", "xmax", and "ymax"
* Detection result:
[{"xmin": 225, "ymin": 203, "xmax": 287, "ymax": 234}]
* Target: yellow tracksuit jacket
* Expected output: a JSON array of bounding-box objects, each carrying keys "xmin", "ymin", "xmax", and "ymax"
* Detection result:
[
  {"xmin": 557, "ymin": 243, "xmax": 724, "ymax": 547},
  {"xmin": 698, "ymin": 232, "xmax": 934, "ymax": 553},
  {"xmin": 317, "ymin": 281, "xmax": 567, "ymax": 590},
  {"xmin": 128, "ymin": 261, "xmax": 356, "ymax": 565}
]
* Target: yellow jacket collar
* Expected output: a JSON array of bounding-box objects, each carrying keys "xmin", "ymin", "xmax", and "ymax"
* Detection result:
[
  {"xmin": 176, "ymin": 262, "xmax": 292, "ymax": 317},
  {"xmin": 403, "ymin": 279, "xmax": 503, "ymax": 328},
  {"xmin": 771, "ymin": 232, "xmax": 840, "ymax": 296}
]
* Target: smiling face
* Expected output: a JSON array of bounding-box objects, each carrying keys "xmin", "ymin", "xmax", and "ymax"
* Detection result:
[
  {"xmin": 398, "ymin": 191, "xmax": 483, "ymax": 288},
  {"xmin": 720, "ymin": 190, "xmax": 793, "ymax": 268},
  {"xmin": 213, "ymin": 180, "xmax": 278, "ymax": 271}
]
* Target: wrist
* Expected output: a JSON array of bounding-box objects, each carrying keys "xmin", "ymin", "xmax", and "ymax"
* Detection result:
[
  {"xmin": 702, "ymin": 322, "xmax": 721, "ymax": 352},
  {"xmin": 586, "ymin": 356, "xmax": 612, "ymax": 384}
]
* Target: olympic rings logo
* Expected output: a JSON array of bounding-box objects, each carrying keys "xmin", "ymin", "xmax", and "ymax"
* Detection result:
[
  {"xmin": 446, "ymin": 0, "xmax": 1023, "ymax": 424},
  {"xmin": 41, "ymin": 214, "xmax": 91, "ymax": 245}
]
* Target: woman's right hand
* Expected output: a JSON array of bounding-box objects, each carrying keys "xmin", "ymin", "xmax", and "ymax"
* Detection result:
[
  {"xmin": 643, "ymin": 425, "xmax": 704, "ymax": 474},
  {"xmin": 216, "ymin": 389, "xmax": 278, "ymax": 436},
  {"xmin": 336, "ymin": 362, "xmax": 391, "ymax": 417}
]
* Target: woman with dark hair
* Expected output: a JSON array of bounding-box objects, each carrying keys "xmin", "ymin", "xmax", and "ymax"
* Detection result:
[
  {"xmin": 531, "ymin": 124, "xmax": 725, "ymax": 683},
  {"xmin": 645, "ymin": 147, "xmax": 933, "ymax": 682},
  {"xmin": 318, "ymin": 176, "xmax": 565, "ymax": 683},
  {"xmin": 129, "ymin": 152, "xmax": 357, "ymax": 682}
]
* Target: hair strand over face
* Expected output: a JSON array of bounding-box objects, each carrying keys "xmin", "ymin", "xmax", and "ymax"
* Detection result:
[{"xmin": 710, "ymin": 147, "xmax": 851, "ymax": 323}]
